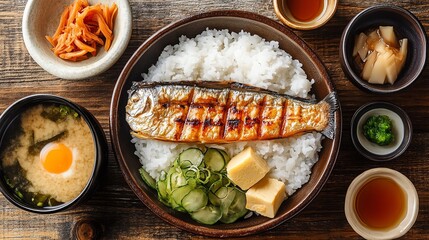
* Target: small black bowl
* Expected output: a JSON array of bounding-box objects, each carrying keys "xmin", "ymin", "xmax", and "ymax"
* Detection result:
[
  {"xmin": 350, "ymin": 102, "xmax": 412, "ymax": 161},
  {"xmin": 340, "ymin": 5, "xmax": 427, "ymax": 93},
  {"xmin": 0, "ymin": 95, "xmax": 108, "ymax": 213}
]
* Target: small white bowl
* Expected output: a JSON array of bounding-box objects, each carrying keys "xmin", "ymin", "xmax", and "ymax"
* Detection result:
[
  {"xmin": 22, "ymin": 0, "xmax": 132, "ymax": 80},
  {"xmin": 345, "ymin": 168, "xmax": 419, "ymax": 240}
]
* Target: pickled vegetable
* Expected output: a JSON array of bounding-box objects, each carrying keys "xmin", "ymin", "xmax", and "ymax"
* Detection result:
[
  {"xmin": 353, "ymin": 26, "xmax": 407, "ymax": 85},
  {"xmin": 140, "ymin": 147, "xmax": 247, "ymax": 224}
]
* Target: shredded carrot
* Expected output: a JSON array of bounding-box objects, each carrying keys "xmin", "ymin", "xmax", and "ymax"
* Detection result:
[{"xmin": 45, "ymin": 0, "xmax": 117, "ymax": 61}]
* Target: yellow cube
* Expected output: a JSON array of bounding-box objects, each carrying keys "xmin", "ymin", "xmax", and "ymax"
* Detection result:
[
  {"xmin": 245, "ymin": 177, "xmax": 286, "ymax": 218},
  {"xmin": 226, "ymin": 147, "xmax": 270, "ymax": 190}
]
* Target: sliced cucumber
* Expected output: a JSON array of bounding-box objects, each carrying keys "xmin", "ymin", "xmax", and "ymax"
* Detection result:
[
  {"xmin": 206, "ymin": 172, "xmax": 221, "ymax": 188},
  {"xmin": 182, "ymin": 188, "xmax": 208, "ymax": 212},
  {"xmin": 215, "ymin": 186, "xmax": 232, "ymax": 200},
  {"xmin": 186, "ymin": 178, "xmax": 198, "ymax": 189},
  {"xmin": 190, "ymin": 204, "xmax": 222, "ymax": 225},
  {"xmin": 166, "ymin": 166, "xmax": 180, "ymax": 194},
  {"xmin": 215, "ymin": 187, "xmax": 239, "ymax": 223},
  {"xmin": 157, "ymin": 179, "xmax": 169, "ymax": 206},
  {"xmin": 219, "ymin": 188, "xmax": 248, "ymax": 223},
  {"xmin": 203, "ymin": 148, "xmax": 226, "ymax": 172},
  {"xmin": 218, "ymin": 187, "xmax": 236, "ymax": 210},
  {"xmin": 178, "ymin": 148, "xmax": 204, "ymax": 168},
  {"xmin": 208, "ymin": 191, "xmax": 220, "ymax": 207},
  {"xmin": 170, "ymin": 171, "xmax": 187, "ymax": 189},
  {"xmin": 149, "ymin": 147, "xmax": 248, "ymax": 225},
  {"xmin": 170, "ymin": 185, "xmax": 193, "ymax": 212},
  {"xmin": 208, "ymin": 178, "xmax": 224, "ymax": 206},
  {"xmin": 218, "ymin": 149, "xmax": 230, "ymax": 164},
  {"xmin": 139, "ymin": 167, "xmax": 156, "ymax": 190}
]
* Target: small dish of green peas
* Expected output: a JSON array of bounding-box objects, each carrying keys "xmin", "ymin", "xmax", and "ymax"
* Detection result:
[{"xmin": 351, "ymin": 102, "xmax": 412, "ymax": 161}]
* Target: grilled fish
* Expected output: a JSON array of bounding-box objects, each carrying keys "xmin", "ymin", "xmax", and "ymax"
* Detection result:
[{"xmin": 126, "ymin": 81, "xmax": 338, "ymax": 143}]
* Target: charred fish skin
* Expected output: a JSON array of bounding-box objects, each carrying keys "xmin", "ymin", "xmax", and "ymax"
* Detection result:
[
  {"xmin": 126, "ymin": 83, "xmax": 191, "ymax": 140},
  {"xmin": 126, "ymin": 81, "xmax": 338, "ymax": 143}
]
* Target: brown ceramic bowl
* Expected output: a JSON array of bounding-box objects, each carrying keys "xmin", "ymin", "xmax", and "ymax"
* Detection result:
[
  {"xmin": 110, "ymin": 10, "xmax": 342, "ymax": 237},
  {"xmin": 339, "ymin": 5, "xmax": 427, "ymax": 93}
]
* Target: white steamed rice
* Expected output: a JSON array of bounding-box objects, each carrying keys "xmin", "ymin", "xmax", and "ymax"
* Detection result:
[{"xmin": 131, "ymin": 29, "xmax": 323, "ymax": 196}]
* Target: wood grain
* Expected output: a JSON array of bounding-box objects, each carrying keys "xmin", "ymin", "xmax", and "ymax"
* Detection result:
[{"xmin": 1, "ymin": 0, "xmax": 429, "ymax": 239}]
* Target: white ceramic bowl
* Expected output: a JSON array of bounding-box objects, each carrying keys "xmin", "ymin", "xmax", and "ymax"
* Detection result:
[
  {"xmin": 22, "ymin": 0, "xmax": 132, "ymax": 80},
  {"xmin": 345, "ymin": 168, "xmax": 419, "ymax": 240}
]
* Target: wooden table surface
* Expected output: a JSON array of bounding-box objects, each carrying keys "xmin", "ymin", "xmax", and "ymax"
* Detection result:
[{"xmin": 1, "ymin": 0, "xmax": 429, "ymax": 239}]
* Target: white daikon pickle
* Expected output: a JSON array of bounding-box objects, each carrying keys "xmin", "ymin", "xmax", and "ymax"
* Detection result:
[
  {"xmin": 366, "ymin": 30, "xmax": 380, "ymax": 49},
  {"xmin": 358, "ymin": 45, "xmax": 369, "ymax": 62},
  {"xmin": 374, "ymin": 40, "xmax": 387, "ymax": 54},
  {"xmin": 354, "ymin": 26, "xmax": 408, "ymax": 85},
  {"xmin": 379, "ymin": 26, "xmax": 399, "ymax": 48},
  {"xmin": 368, "ymin": 51, "xmax": 393, "ymax": 84},
  {"xmin": 353, "ymin": 32, "xmax": 368, "ymax": 60},
  {"xmin": 362, "ymin": 51, "xmax": 377, "ymax": 81},
  {"xmin": 385, "ymin": 53, "xmax": 399, "ymax": 84},
  {"xmin": 397, "ymin": 38, "xmax": 408, "ymax": 70}
]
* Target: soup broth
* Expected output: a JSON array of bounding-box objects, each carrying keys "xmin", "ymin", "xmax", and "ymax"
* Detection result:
[
  {"xmin": 285, "ymin": 0, "xmax": 325, "ymax": 22},
  {"xmin": 355, "ymin": 177, "xmax": 406, "ymax": 229}
]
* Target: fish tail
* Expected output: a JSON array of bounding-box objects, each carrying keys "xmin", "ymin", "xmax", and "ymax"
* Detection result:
[{"xmin": 320, "ymin": 92, "xmax": 339, "ymax": 139}]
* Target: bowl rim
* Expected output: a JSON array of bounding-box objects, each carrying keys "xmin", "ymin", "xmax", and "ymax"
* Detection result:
[
  {"xmin": 350, "ymin": 101, "xmax": 412, "ymax": 161},
  {"xmin": 22, "ymin": 0, "xmax": 132, "ymax": 80},
  {"xmin": 339, "ymin": 4, "xmax": 427, "ymax": 93},
  {"xmin": 110, "ymin": 10, "xmax": 342, "ymax": 237},
  {"xmin": 0, "ymin": 94, "xmax": 108, "ymax": 213}
]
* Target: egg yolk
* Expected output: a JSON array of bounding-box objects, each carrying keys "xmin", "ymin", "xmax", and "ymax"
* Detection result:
[{"xmin": 40, "ymin": 142, "xmax": 73, "ymax": 174}]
